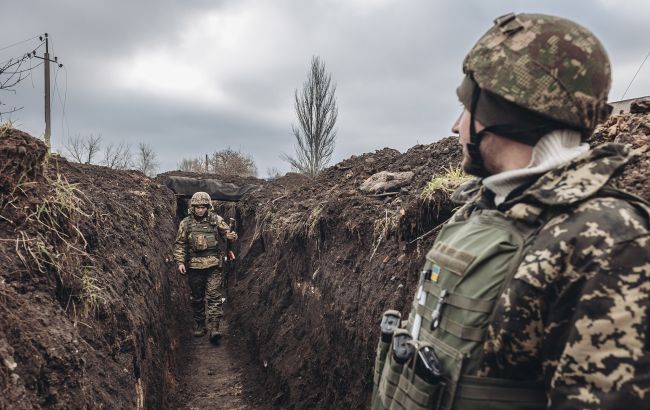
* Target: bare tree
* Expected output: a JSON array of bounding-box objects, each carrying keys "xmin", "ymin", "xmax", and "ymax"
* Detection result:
[
  {"xmin": 63, "ymin": 133, "xmax": 102, "ymax": 164},
  {"xmin": 178, "ymin": 148, "xmax": 257, "ymax": 176},
  {"xmin": 210, "ymin": 147, "xmax": 257, "ymax": 176},
  {"xmin": 266, "ymin": 167, "xmax": 283, "ymax": 180},
  {"xmin": 102, "ymin": 141, "xmax": 132, "ymax": 170},
  {"xmin": 282, "ymin": 56, "xmax": 338, "ymax": 178},
  {"xmin": 178, "ymin": 157, "xmax": 205, "ymax": 172},
  {"xmin": 135, "ymin": 142, "xmax": 159, "ymax": 177},
  {"xmin": 0, "ymin": 55, "xmax": 31, "ymax": 118}
]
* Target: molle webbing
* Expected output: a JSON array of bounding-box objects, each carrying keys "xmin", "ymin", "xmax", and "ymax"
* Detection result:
[
  {"xmin": 415, "ymin": 304, "xmax": 486, "ymax": 342},
  {"xmin": 423, "ymin": 282, "xmax": 493, "ymax": 313}
]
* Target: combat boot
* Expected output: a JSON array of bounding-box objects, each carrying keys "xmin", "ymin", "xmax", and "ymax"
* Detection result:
[
  {"xmin": 193, "ymin": 321, "xmax": 206, "ymax": 337},
  {"xmin": 208, "ymin": 322, "xmax": 222, "ymax": 344}
]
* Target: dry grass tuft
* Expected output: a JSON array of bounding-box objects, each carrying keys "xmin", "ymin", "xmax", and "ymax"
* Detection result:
[{"xmin": 421, "ymin": 166, "xmax": 472, "ymax": 201}]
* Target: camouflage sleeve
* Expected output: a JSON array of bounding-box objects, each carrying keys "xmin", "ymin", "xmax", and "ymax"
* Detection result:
[
  {"xmin": 173, "ymin": 218, "xmax": 189, "ymax": 265},
  {"xmin": 517, "ymin": 197, "xmax": 650, "ymax": 408},
  {"xmin": 213, "ymin": 214, "xmax": 231, "ymax": 238}
]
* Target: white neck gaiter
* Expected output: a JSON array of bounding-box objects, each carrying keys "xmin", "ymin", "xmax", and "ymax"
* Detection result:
[{"xmin": 482, "ymin": 129, "xmax": 589, "ymax": 206}]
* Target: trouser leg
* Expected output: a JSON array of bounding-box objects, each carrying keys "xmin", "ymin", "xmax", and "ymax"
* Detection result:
[
  {"xmin": 187, "ymin": 268, "xmax": 209, "ymax": 324},
  {"xmin": 205, "ymin": 266, "xmax": 224, "ymax": 325}
]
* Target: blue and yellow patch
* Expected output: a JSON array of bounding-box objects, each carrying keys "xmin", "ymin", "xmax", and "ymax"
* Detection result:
[{"xmin": 430, "ymin": 264, "xmax": 441, "ymax": 282}]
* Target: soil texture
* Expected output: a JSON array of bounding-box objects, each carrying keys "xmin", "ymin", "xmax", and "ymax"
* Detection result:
[{"xmin": 1, "ymin": 106, "xmax": 649, "ymax": 409}]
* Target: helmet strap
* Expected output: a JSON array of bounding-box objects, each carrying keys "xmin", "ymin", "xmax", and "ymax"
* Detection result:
[{"xmin": 466, "ymin": 79, "xmax": 490, "ymax": 178}]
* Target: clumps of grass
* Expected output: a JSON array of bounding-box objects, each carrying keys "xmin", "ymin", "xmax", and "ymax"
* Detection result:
[
  {"xmin": 307, "ymin": 204, "xmax": 323, "ymax": 238},
  {"xmin": 15, "ymin": 171, "xmax": 105, "ymax": 319},
  {"xmin": 421, "ymin": 166, "xmax": 472, "ymax": 201},
  {"xmin": 0, "ymin": 121, "xmax": 11, "ymax": 139},
  {"xmin": 369, "ymin": 209, "xmax": 400, "ymax": 261},
  {"xmin": 78, "ymin": 265, "xmax": 106, "ymax": 317}
]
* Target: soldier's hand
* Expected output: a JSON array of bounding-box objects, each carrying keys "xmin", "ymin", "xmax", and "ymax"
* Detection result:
[
  {"xmin": 226, "ymin": 231, "xmax": 238, "ymax": 241},
  {"xmin": 178, "ymin": 263, "xmax": 186, "ymax": 274}
]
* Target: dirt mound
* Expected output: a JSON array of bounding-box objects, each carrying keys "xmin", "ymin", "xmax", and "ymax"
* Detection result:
[
  {"xmin": 1, "ymin": 127, "xmax": 187, "ymax": 408},
  {"xmin": 227, "ymin": 136, "xmax": 463, "ymax": 408},
  {"xmin": 589, "ymin": 110, "xmax": 650, "ymax": 199}
]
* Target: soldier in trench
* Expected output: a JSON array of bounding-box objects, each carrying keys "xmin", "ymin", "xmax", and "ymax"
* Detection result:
[
  {"xmin": 173, "ymin": 191, "xmax": 238, "ymax": 344},
  {"xmin": 371, "ymin": 12, "xmax": 650, "ymax": 410}
]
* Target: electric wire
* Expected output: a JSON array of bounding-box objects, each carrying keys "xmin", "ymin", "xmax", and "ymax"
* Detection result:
[
  {"xmin": 53, "ymin": 64, "xmax": 69, "ymax": 142},
  {"xmin": 621, "ymin": 49, "xmax": 650, "ymax": 100},
  {"xmin": 0, "ymin": 35, "xmax": 40, "ymax": 53}
]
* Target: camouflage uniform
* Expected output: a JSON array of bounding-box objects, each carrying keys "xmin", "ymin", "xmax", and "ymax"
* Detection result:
[
  {"xmin": 174, "ymin": 209, "xmax": 231, "ymax": 332},
  {"xmin": 459, "ymin": 144, "xmax": 650, "ymax": 408},
  {"xmin": 372, "ymin": 12, "xmax": 650, "ymax": 410}
]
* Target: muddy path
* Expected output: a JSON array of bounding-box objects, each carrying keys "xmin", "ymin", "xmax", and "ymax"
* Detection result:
[{"xmin": 176, "ymin": 319, "xmax": 257, "ymax": 410}]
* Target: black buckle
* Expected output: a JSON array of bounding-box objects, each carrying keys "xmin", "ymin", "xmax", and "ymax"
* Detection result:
[{"xmin": 494, "ymin": 12, "xmax": 523, "ymax": 35}]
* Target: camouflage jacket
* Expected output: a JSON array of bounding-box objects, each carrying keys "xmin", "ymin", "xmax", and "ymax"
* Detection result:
[
  {"xmin": 453, "ymin": 143, "xmax": 650, "ymax": 408},
  {"xmin": 173, "ymin": 211, "xmax": 231, "ymax": 269}
]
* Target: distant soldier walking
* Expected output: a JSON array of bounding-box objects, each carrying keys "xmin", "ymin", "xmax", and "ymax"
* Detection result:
[{"xmin": 174, "ymin": 191, "xmax": 238, "ymax": 344}]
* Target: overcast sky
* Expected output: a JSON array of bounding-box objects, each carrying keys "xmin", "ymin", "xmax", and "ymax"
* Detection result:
[{"xmin": 2, "ymin": 0, "xmax": 649, "ymax": 177}]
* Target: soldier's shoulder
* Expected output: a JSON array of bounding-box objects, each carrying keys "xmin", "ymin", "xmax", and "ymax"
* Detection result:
[
  {"xmin": 450, "ymin": 178, "xmax": 482, "ymax": 205},
  {"xmin": 179, "ymin": 216, "xmax": 192, "ymax": 227},
  {"xmin": 208, "ymin": 212, "xmax": 224, "ymax": 223}
]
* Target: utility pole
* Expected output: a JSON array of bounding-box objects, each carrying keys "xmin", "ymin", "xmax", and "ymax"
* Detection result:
[{"xmin": 33, "ymin": 33, "xmax": 62, "ymax": 150}]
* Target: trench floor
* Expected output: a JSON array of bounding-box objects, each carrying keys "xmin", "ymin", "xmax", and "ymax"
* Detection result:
[{"xmin": 176, "ymin": 319, "xmax": 260, "ymax": 410}]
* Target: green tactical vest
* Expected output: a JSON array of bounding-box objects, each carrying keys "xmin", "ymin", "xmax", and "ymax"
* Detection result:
[
  {"xmin": 186, "ymin": 214, "xmax": 223, "ymax": 269},
  {"xmin": 372, "ymin": 185, "xmax": 650, "ymax": 410}
]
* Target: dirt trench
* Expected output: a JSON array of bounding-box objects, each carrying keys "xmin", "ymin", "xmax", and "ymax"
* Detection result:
[{"xmin": 2, "ymin": 104, "xmax": 650, "ymax": 409}]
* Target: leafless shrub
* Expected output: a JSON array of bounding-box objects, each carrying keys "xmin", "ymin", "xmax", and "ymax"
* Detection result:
[
  {"xmin": 266, "ymin": 167, "xmax": 283, "ymax": 180},
  {"xmin": 178, "ymin": 148, "xmax": 257, "ymax": 176},
  {"xmin": 102, "ymin": 141, "xmax": 132, "ymax": 170},
  {"xmin": 178, "ymin": 157, "xmax": 206, "ymax": 173},
  {"xmin": 210, "ymin": 147, "xmax": 257, "ymax": 176},
  {"xmin": 0, "ymin": 55, "xmax": 31, "ymax": 118},
  {"xmin": 134, "ymin": 142, "xmax": 159, "ymax": 177},
  {"xmin": 64, "ymin": 133, "xmax": 102, "ymax": 164}
]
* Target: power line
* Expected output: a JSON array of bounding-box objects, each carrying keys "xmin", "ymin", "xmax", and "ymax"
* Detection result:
[
  {"xmin": 53, "ymin": 64, "xmax": 69, "ymax": 141},
  {"xmin": 0, "ymin": 40, "xmax": 45, "ymax": 68},
  {"xmin": 621, "ymin": 49, "xmax": 650, "ymax": 100},
  {"xmin": 0, "ymin": 35, "xmax": 40, "ymax": 53}
]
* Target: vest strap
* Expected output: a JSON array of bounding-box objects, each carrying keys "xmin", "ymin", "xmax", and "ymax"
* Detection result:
[
  {"xmin": 441, "ymin": 316, "xmax": 485, "ymax": 342},
  {"xmin": 414, "ymin": 304, "xmax": 486, "ymax": 342},
  {"xmin": 456, "ymin": 375, "xmax": 546, "ymax": 404},
  {"xmin": 423, "ymin": 282, "xmax": 493, "ymax": 313}
]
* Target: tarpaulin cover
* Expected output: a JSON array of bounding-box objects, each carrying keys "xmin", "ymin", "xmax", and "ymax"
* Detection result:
[{"xmin": 164, "ymin": 176, "xmax": 260, "ymax": 201}]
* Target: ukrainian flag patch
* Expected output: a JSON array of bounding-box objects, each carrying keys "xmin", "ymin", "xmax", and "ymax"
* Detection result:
[{"xmin": 430, "ymin": 264, "xmax": 441, "ymax": 282}]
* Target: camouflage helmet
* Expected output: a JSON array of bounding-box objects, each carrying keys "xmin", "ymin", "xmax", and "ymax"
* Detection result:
[
  {"xmin": 190, "ymin": 191, "xmax": 212, "ymax": 208},
  {"xmin": 462, "ymin": 12, "xmax": 612, "ymax": 132}
]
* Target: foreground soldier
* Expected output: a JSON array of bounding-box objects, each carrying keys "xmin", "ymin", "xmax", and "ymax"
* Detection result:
[
  {"xmin": 174, "ymin": 191, "xmax": 238, "ymax": 344},
  {"xmin": 372, "ymin": 12, "xmax": 650, "ymax": 409}
]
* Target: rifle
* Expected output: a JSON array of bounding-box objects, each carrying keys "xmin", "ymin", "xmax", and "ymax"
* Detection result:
[{"xmin": 223, "ymin": 218, "xmax": 237, "ymax": 293}]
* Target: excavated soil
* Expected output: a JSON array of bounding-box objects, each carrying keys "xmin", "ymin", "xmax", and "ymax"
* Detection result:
[
  {"xmin": 1, "ymin": 103, "xmax": 649, "ymax": 410},
  {"xmin": 0, "ymin": 128, "xmax": 188, "ymax": 409},
  {"xmin": 225, "ymin": 107, "xmax": 650, "ymax": 409}
]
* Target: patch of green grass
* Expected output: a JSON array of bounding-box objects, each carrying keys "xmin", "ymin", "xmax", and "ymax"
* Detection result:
[{"xmin": 421, "ymin": 166, "xmax": 471, "ymax": 201}]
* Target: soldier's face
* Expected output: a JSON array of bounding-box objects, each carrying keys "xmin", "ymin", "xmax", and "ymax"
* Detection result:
[
  {"xmin": 452, "ymin": 108, "xmax": 485, "ymax": 174},
  {"xmin": 194, "ymin": 205, "xmax": 207, "ymax": 217},
  {"xmin": 451, "ymin": 108, "xmax": 533, "ymax": 175}
]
